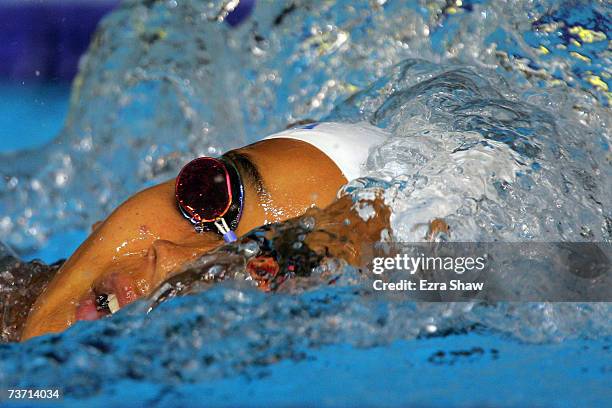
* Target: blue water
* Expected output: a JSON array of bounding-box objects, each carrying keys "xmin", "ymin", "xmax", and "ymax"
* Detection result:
[
  {"xmin": 0, "ymin": 82, "xmax": 79, "ymax": 262},
  {"xmin": 2, "ymin": 331, "xmax": 610, "ymax": 407},
  {"xmin": 1, "ymin": 282, "xmax": 610, "ymax": 407},
  {"xmin": 0, "ymin": 0, "xmax": 610, "ymax": 406},
  {"xmin": 0, "ymin": 82, "xmax": 69, "ymax": 153}
]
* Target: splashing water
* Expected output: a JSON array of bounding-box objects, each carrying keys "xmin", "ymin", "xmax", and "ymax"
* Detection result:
[
  {"xmin": 0, "ymin": 0, "xmax": 609, "ymax": 252},
  {"xmin": 0, "ymin": 0, "xmax": 610, "ymax": 404},
  {"xmin": 332, "ymin": 59, "xmax": 610, "ymax": 243}
]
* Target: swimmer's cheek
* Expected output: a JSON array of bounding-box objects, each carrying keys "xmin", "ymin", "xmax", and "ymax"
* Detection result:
[{"xmin": 21, "ymin": 303, "xmax": 78, "ymax": 341}]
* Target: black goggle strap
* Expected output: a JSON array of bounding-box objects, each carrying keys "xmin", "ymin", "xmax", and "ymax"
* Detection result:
[{"xmin": 217, "ymin": 158, "xmax": 243, "ymax": 243}]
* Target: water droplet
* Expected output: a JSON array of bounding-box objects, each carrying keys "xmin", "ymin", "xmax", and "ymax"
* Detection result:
[
  {"xmin": 299, "ymin": 216, "xmax": 316, "ymax": 231},
  {"xmin": 239, "ymin": 241, "xmax": 260, "ymax": 257}
]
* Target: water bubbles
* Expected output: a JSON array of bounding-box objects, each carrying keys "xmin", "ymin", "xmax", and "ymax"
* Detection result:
[
  {"xmin": 239, "ymin": 240, "xmax": 260, "ymax": 257},
  {"xmin": 299, "ymin": 216, "xmax": 316, "ymax": 231},
  {"xmin": 54, "ymin": 171, "xmax": 68, "ymax": 187},
  {"xmin": 0, "ymin": 217, "xmax": 12, "ymax": 232},
  {"xmin": 78, "ymin": 136, "xmax": 93, "ymax": 152},
  {"xmin": 6, "ymin": 177, "xmax": 18, "ymax": 190},
  {"xmin": 425, "ymin": 324, "xmax": 437, "ymax": 334},
  {"xmin": 580, "ymin": 225, "xmax": 593, "ymax": 239},
  {"xmin": 30, "ymin": 180, "xmax": 42, "ymax": 191},
  {"xmin": 353, "ymin": 201, "xmax": 376, "ymax": 221}
]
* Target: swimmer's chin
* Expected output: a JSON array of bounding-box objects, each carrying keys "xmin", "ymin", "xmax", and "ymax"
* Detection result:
[{"xmin": 21, "ymin": 240, "xmax": 211, "ymax": 341}]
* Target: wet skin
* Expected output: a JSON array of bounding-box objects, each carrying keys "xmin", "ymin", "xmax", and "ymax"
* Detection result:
[{"xmin": 22, "ymin": 139, "xmax": 346, "ymax": 341}]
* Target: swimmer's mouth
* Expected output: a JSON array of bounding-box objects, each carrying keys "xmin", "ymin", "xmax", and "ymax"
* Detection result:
[{"xmin": 75, "ymin": 273, "xmax": 143, "ymax": 321}]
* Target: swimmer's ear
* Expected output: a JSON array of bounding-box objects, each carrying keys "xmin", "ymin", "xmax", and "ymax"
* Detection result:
[{"xmin": 91, "ymin": 221, "xmax": 103, "ymax": 232}]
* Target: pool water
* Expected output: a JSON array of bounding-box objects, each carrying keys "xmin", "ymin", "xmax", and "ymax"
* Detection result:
[
  {"xmin": 1, "ymin": 326, "xmax": 610, "ymax": 407},
  {"xmin": 0, "ymin": 83, "xmax": 69, "ymax": 153},
  {"xmin": 0, "ymin": 82, "xmax": 80, "ymax": 262},
  {"xmin": 0, "ymin": 0, "xmax": 610, "ymax": 406}
]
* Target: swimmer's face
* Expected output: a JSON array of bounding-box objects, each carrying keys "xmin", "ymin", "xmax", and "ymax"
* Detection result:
[{"xmin": 22, "ymin": 139, "xmax": 346, "ymax": 340}]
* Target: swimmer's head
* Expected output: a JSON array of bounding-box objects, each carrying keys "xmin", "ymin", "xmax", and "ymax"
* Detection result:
[
  {"xmin": 21, "ymin": 137, "xmax": 347, "ymax": 340},
  {"xmin": 22, "ymin": 122, "xmax": 388, "ymax": 340}
]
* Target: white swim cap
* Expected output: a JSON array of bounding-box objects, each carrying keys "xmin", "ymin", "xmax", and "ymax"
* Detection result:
[{"xmin": 264, "ymin": 122, "xmax": 389, "ymax": 180}]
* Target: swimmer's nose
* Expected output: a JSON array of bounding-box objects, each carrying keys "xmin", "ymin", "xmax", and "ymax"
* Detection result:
[
  {"xmin": 147, "ymin": 239, "xmax": 216, "ymax": 285},
  {"xmin": 149, "ymin": 239, "xmax": 190, "ymax": 281}
]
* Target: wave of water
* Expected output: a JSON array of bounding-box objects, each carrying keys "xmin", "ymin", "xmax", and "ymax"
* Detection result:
[
  {"xmin": 0, "ymin": 0, "xmax": 609, "ymax": 252},
  {"xmin": 0, "ymin": 0, "xmax": 610, "ymax": 400}
]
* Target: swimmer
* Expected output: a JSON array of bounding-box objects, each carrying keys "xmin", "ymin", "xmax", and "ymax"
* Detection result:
[{"xmin": 21, "ymin": 122, "xmax": 391, "ymax": 340}]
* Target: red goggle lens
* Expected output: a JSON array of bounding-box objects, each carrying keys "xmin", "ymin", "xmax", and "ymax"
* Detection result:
[{"xmin": 175, "ymin": 157, "xmax": 232, "ymax": 223}]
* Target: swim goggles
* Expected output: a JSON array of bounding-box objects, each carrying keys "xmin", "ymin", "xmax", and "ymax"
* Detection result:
[{"xmin": 175, "ymin": 157, "xmax": 244, "ymax": 242}]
